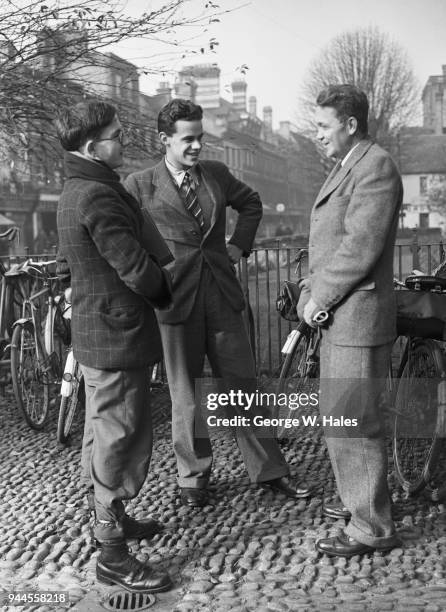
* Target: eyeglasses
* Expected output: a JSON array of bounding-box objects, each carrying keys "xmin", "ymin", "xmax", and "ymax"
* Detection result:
[{"xmin": 95, "ymin": 130, "xmax": 127, "ymax": 145}]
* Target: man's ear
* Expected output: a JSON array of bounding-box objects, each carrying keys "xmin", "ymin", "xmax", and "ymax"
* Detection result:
[
  {"xmin": 79, "ymin": 139, "xmax": 95, "ymax": 158},
  {"xmin": 159, "ymin": 131, "xmax": 169, "ymax": 147},
  {"xmin": 86, "ymin": 139, "xmax": 96, "ymax": 156},
  {"xmin": 346, "ymin": 116, "xmax": 358, "ymax": 136}
]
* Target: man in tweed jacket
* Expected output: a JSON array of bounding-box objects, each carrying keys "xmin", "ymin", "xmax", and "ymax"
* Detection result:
[
  {"xmin": 299, "ymin": 85, "xmax": 403, "ymax": 557},
  {"xmin": 56, "ymin": 101, "xmax": 172, "ymax": 593},
  {"xmin": 126, "ymin": 99, "xmax": 310, "ymax": 508}
]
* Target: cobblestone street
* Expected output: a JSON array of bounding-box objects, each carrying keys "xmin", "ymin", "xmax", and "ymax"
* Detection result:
[{"xmin": 1, "ymin": 386, "xmax": 446, "ymax": 612}]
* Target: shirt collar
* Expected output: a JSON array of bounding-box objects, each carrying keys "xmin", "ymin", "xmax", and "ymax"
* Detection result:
[
  {"xmin": 164, "ymin": 157, "xmax": 199, "ymax": 186},
  {"xmin": 340, "ymin": 142, "xmax": 361, "ymax": 167}
]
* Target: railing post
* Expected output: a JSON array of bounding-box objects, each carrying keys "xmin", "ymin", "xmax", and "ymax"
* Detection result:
[
  {"xmin": 240, "ymin": 257, "xmax": 255, "ymax": 364},
  {"xmin": 411, "ymin": 229, "xmax": 419, "ymax": 270}
]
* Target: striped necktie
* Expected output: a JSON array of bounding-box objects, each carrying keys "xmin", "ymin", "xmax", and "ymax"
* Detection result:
[{"xmin": 180, "ymin": 171, "xmax": 204, "ymax": 229}]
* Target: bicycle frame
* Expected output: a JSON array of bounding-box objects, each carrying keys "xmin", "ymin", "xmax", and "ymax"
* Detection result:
[{"xmin": 12, "ymin": 260, "xmax": 61, "ymax": 380}]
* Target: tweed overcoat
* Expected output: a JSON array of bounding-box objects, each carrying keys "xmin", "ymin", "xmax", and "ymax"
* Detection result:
[
  {"xmin": 125, "ymin": 160, "xmax": 262, "ymax": 324},
  {"xmin": 308, "ymin": 139, "xmax": 403, "ymax": 346},
  {"xmin": 57, "ymin": 153, "xmax": 172, "ymax": 369}
]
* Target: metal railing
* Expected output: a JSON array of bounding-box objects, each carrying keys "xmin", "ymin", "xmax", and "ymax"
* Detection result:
[
  {"xmin": 3, "ymin": 237, "xmax": 444, "ymax": 377},
  {"xmin": 239, "ymin": 238, "xmax": 446, "ymax": 375}
]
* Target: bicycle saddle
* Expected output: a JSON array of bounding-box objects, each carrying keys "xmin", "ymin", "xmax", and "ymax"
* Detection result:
[{"xmin": 405, "ymin": 275, "xmax": 446, "ymax": 292}]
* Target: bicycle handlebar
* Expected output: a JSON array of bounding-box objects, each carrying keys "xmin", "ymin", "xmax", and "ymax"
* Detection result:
[{"xmin": 17, "ymin": 259, "xmax": 58, "ymax": 280}]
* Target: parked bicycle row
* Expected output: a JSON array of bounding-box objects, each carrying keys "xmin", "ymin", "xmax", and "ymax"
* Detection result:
[{"xmin": 0, "ymin": 238, "xmax": 75, "ymax": 438}]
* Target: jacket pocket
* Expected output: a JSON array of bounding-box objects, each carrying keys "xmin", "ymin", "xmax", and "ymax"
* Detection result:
[{"xmin": 100, "ymin": 305, "xmax": 142, "ymax": 330}]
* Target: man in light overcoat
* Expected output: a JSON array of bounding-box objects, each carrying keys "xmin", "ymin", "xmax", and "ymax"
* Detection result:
[{"xmin": 299, "ymin": 84, "xmax": 403, "ymax": 557}]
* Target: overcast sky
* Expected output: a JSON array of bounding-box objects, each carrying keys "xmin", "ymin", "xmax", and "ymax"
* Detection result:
[{"xmin": 114, "ymin": 0, "xmax": 446, "ymax": 129}]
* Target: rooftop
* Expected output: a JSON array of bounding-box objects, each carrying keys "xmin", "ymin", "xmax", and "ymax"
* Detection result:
[{"xmin": 398, "ymin": 133, "xmax": 446, "ymax": 174}]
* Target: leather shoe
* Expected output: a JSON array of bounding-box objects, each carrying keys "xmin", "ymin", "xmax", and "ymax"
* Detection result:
[
  {"xmin": 97, "ymin": 550, "xmax": 172, "ymax": 593},
  {"xmin": 316, "ymin": 530, "xmax": 393, "ymax": 558},
  {"xmin": 322, "ymin": 501, "xmax": 351, "ymax": 520},
  {"xmin": 260, "ymin": 477, "xmax": 311, "ymax": 499},
  {"xmin": 180, "ymin": 488, "xmax": 208, "ymax": 507}
]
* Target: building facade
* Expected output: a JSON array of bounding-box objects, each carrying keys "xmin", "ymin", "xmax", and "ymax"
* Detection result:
[{"xmin": 1, "ymin": 44, "xmax": 327, "ymax": 251}]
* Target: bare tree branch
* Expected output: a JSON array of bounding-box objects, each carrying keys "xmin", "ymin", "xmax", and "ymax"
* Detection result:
[{"xmin": 0, "ymin": 0, "xmax": 233, "ymax": 177}]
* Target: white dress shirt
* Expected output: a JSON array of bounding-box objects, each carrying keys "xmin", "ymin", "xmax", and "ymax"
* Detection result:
[{"xmin": 164, "ymin": 157, "xmax": 199, "ymax": 187}]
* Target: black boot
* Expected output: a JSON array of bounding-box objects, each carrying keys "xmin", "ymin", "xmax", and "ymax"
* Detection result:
[
  {"xmin": 95, "ymin": 523, "xmax": 172, "ymax": 593},
  {"xmin": 87, "ymin": 492, "xmax": 163, "ymax": 545}
]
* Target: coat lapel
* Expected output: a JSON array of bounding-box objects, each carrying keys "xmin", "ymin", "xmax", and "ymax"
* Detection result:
[
  {"xmin": 198, "ymin": 162, "xmax": 223, "ymax": 239},
  {"xmin": 152, "ymin": 160, "xmax": 192, "ymax": 223},
  {"xmin": 314, "ymin": 139, "xmax": 373, "ymax": 207}
]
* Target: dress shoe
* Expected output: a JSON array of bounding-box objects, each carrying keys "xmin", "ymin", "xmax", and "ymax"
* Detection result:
[
  {"xmin": 260, "ymin": 477, "xmax": 311, "ymax": 499},
  {"xmin": 322, "ymin": 501, "xmax": 351, "ymax": 520},
  {"xmin": 180, "ymin": 488, "xmax": 208, "ymax": 507},
  {"xmin": 96, "ymin": 542, "xmax": 172, "ymax": 593},
  {"xmin": 316, "ymin": 530, "xmax": 393, "ymax": 558}
]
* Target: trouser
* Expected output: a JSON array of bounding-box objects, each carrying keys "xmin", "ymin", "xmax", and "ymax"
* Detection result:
[
  {"xmin": 80, "ymin": 364, "xmax": 152, "ymax": 524},
  {"xmin": 319, "ymin": 339, "xmax": 398, "ymax": 548},
  {"xmin": 159, "ymin": 267, "xmax": 289, "ymax": 488}
]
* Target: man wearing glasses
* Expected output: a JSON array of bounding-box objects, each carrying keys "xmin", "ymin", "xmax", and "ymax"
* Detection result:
[
  {"xmin": 55, "ymin": 100, "xmax": 173, "ymax": 593},
  {"xmin": 126, "ymin": 98, "xmax": 310, "ymax": 509}
]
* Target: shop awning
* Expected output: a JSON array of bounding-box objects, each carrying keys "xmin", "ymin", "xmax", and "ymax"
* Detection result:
[{"xmin": 0, "ymin": 213, "xmax": 15, "ymax": 226}]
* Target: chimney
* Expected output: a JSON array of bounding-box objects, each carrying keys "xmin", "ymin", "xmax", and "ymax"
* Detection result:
[
  {"xmin": 248, "ymin": 96, "xmax": 257, "ymax": 117},
  {"xmin": 279, "ymin": 121, "xmax": 292, "ymax": 140},
  {"xmin": 263, "ymin": 105, "xmax": 273, "ymax": 134},
  {"xmin": 173, "ymin": 77, "xmax": 197, "ymax": 102},
  {"xmin": 156, "ymin": 81, "xmax": 172, "ymax": 96},
  {"xmin": 182, "ymin": 64, "xmax": 221, "ymax": 109},
  {"xmin": 231, "ymin": 80, "xmax": 247, "ymax": 113}
]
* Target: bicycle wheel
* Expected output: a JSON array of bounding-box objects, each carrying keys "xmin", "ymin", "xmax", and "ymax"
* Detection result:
[
  {"xmin": 393, "ymin": 339, "xmax": 445, "ymax": 495},
  {"xmin": 57, "ymin": 361, "xmax": 84, "ymax": 444},
  {"xmin": 10, "ymin": 323, "xmax": 50, "ymax": 430},
  {"xmin": 276, "ymin": 325, "xmax": 319, "ymax": 440}
]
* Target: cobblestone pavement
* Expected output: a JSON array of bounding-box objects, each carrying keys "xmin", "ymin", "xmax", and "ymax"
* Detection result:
[{"xmin": 1, "ymin": 386, "xmax": 446, "ymax": 612}]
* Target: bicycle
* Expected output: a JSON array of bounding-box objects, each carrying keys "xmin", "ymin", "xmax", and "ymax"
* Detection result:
[
  {"xmin": 57, "ymin": 297, "xmax": 84, "ymax": 444},
  {"xmin": 273, "ymin": 249, "xmax": 323, "ymax": 439},
  {"xmin": 10, "ymin": 259, "xmax": 70, "ymax": 430},
  {"xmin": 391, "ymin": 273, "xmax": 446, "ymax": 495},
  {"xmin": 274, "ymin": 252, "xmax": 446, "ymax": 495},
  {"xmin": 0, "ymin": 227, "xmax": 24, "ymax": 380}
]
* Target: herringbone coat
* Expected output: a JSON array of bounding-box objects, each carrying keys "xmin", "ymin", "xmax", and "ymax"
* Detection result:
[{"xmin": 308, "ymin": 139, "xmax": 403, "ymax": 346}]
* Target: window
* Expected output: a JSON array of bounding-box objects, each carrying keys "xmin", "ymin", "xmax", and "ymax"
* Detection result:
[
  {"xmin": 420, "ymin": 176, "xmax": 428, "ymax": 195},
  {"xmin": 419, "ymin": 212, "xmax": 429, "ymax": 228}
]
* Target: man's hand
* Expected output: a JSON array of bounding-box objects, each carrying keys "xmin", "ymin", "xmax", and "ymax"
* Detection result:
[
  {"xmin": 227, "ymin": 243, "xmax": 243, "ymax": 264},
  {"xmin": 303, "ymin": 297, "xmax": 320, "ymax": 328}
]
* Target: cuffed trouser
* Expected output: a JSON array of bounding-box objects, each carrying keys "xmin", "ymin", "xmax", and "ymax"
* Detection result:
[
  {"xmin": 319, "ymin": 339, "xmax": 398, "ymax": 548},
  {"xmin": 80, "ymin": 365, "xmax": 152, "ymax": 524},
  {"xmin": 159, "ymin": 267, "xmax": 289, "ymax": 488}
]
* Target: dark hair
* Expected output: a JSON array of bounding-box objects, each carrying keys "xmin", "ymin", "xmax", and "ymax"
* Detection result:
[
  {"xmin": 157, "ymin": 98, "xmax": 203, "ymax": 136},
  {"xmin": 55, "ymin": 100, "xmax": 117, "ymax": 151},
  {"xmin": 316, "ymin": 84, "xmax": 369, "ymax": 136}
]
